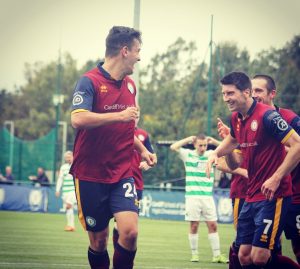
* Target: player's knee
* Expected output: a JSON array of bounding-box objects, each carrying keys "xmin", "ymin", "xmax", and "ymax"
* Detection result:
[
  {"xmin": 251, "ymin": 249, "xmax": 270, "ymax": 266},
  {"xmin": 121, "ymin": 227, "xmax": 138, "ymax": 243},
  {"xmin": 208, "ymin": 222, "xmax": 217, "ymax": 233},
  {"xmin": 238, "ymin": 249, "xmax": 251, "ymax": 265}
]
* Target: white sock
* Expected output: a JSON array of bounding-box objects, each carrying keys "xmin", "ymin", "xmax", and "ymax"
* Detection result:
[
  {"xmin": 188, "ymin": 233, "xmax": 198, "ymax": 255},
  {"xmin": 66, "ymin": 208, "xmax": 74, "ymax": 227},
  {"xmin": 208, "ymin": 232, "xmax": 220, "ymax": 257}
]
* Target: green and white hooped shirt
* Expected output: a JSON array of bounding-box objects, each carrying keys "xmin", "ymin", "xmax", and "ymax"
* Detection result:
[
  {"xmin": 178, "ymin": 148, "xmax": 214, "ymax": 197},
  {"xmin": 56, "ymin": 163, "xmax": 75, "ymax": 194}
]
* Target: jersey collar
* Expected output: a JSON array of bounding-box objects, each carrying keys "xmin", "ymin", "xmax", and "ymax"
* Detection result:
[
  {"xmin": 237, "ymin": 98, "xmax": 257, "ymax": 120},
  {"xmin": 97, "ymin": 62, "xmax": 123, "ymax": 88}
]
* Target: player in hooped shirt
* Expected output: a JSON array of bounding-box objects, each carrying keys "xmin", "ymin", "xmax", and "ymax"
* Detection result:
[
  {"xmin": 252, "ymin": 74, "xmax": 300, "ymax": 264},
  {"xmin": 206, "ymin": 71, "xmax": 300, "ymax": 269},
  {"xmin": 70, "ymin": 26, "xmax": 157, "ymax": 269}
]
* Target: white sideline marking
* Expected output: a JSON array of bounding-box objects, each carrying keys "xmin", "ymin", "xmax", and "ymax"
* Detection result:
[{"xmin": 0, "ymin": 262, "xmax": 210, "ymax": 269}]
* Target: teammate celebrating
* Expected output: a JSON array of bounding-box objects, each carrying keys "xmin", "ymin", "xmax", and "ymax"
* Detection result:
[
  {"xmin": 70, "ymin": 26, "xmax": 157, "ymax": 269},
  {"xmin": 207, "ymin": 71, "xmax": 300, "ymax": 268},
  {"xmin": 252, "ymin": 74, "xmax": 300, "ymax": 264}
]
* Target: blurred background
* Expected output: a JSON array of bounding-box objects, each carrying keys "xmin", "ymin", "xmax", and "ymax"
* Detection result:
[{"xmin": 1, "ymin": 0, "xmax": 300, "ymax": 187}]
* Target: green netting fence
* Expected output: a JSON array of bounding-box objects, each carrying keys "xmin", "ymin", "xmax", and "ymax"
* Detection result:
[{"xmin": 0, "ymin": 128, "xmax": 68, "ymax": 183}]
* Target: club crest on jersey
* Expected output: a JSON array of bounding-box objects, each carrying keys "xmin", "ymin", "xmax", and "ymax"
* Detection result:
[
  {"xmin": 73, "ymin": 94, "xmax": 83, "ymax": 106},
  {"xmin": 127, "ymin": 82, "xmax": 135, "ymax": 94},
  {"xmin": 138, "ymin": 134, "xmax": 145, "ymax": 142},
  {"xmin": 251, "ymin": 120, "xmax": 258, "ymax": 131},
  {"xmin": 277, "ymin": 119, "xmax": 288, "ymax": 131},
  {"xmin": 86, "ymin": 216, "xmax": 96, "ymax": 227}
]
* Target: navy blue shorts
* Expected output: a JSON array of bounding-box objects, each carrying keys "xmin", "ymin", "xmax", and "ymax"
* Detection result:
[
  {"xmin": 236, "ymin": 197, "xmax": 291, "ymax": 250},
  {"xmin": 74, "ymin": 177, "xmax": 139, "ymax": 232},
  {"xmin": 232, "ymin": 198, "xmax": 245, "ymax": 229},
  {"xmin": 284, "ymin": 203, "xmax": 300, "ymax": 240}
]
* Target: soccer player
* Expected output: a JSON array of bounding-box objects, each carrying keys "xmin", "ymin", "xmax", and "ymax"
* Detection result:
[
  {"xmin": 206, "ymin": 71, "xmax": 300, "ymax": 268},
  {"xmin": 55, "ymin": 151, "xmax": 76, "ymax": 232},
  {"xmin": 252, "ymin": 74, "xmax": 300, "ymax": 264},
  {"xmin": 170, "ymin": 134, "xmax": 228, "ymax": 264},
  {"xmin": 112, "ymin": 107, "xmax": 156, "ymax": 248},
  {"xmin": 70, "ymin": 26, "xmax": 157, "ymax": 269},
  {"xmin": 216, "ymin": 119, "xmax": 247, "ymax": 269}
]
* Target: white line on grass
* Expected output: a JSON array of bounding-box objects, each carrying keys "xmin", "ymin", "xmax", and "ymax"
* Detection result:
[{"xmin": 0, "ymin": 262, "xmax": 211, "ymax": 269}]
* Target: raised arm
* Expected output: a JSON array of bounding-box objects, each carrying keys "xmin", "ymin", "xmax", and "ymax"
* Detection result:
[{"xmin": 170, "ymin": 136, "xmax": 196, "ymax": 152}]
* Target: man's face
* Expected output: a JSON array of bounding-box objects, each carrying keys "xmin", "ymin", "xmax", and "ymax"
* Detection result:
[
  {"xmin": 124, "ymin": 38, "xmax": 141, "ymax": 76},
  {"xmin": 194, "ymin": 139, "xmax": 207, "ymax": 156},
  {"xmin": 65, "ymin": 154, "xmax": 73, "ymax": 164},
  {"xmin": 222, "ymin": 84, "xmax": 249, "ymax": 112},
  {"xmin": 251, "ymin": 78, "xmax": 275, "ymax": 106}
]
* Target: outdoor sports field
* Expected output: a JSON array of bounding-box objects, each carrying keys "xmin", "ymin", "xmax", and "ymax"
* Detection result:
[{"xmin": 0, "ymin": 211, "xmax": 295, "ymax": 269}]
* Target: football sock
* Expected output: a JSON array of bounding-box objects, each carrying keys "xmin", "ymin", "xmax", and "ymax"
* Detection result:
[
  {"xmin": 66, "ymin": 208, "xmax": 74, "ymax": 227},
  {"xmin": 88, "ymin": 247, "xmax": 110, "ymax": 269},
  {"xmin": 188, "ymin": 233, "xmax": 198, "ymax": 255},
  {"xmin": 113, "ymin": 242, "xmax": 136, "ymax": 269},
  {"xmin": 208, "ymin": 232, "xmax": 221, "ymax": 257}
]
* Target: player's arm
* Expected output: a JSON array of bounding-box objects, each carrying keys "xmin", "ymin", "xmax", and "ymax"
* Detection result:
[
  {"xmin": 170, "ymin": 136, "xmax": 196, "ymax": 152},
  {"xmin": 71, "ymin": 108, "xmax": 138, "ymax": 129},
  {"xmin": 261, "ymin": 111, "xmax": 300, "ymax": 200},
  {"xmin": 70, "ymin": 76, "xmax": 138, "ymax": 129},
  {"xmin": 55, "ymin": 166, "xmax": 64, "ymax": 197},
  {"xmin": 139, "ymin": 135, "xmax": 156, "ymax": 170},
  {"xmin": 134, "ymin": 136, "xmax": 157, "ymax": 167},
  {"xmin": 206, "ymin": 136, "xmax": 221, "ymax": 147},
  {"xmin": 206, "ymin": 134, "xmax": 239, "ymax": 177},
  {"xmin": 216, "ymin": 156, "xmax": 248, "ymax": 178}
]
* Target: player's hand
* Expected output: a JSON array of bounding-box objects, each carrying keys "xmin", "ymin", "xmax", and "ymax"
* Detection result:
[
  {"xmin": 55, "ymin": 191, "xmax": 60, "ymax": 197},
  {"xmin": 141, "ymin": 152, "xmax": 157, "ymax": 167},
  {"xmin": 119, "ymin": 107, "xmax": 138, "ymax": 122},
  {"xmin": 261, "ymin": 175, "xmax": 281, "ymax": 201},
  {"xmin": 217, "ymin": 118, "xmax": 230, "ymax": 139},
  {"xmin": 139, "ymin": 161, "xmax": 151, "ymax": 171},
  {"xmin": 206, "ymin": 151, "xmax": 218, "ymax": 178}
]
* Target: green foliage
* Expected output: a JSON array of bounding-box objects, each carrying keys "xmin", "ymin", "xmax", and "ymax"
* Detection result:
[{"xmin": 2, "ymin": 35, "xmax": 300, "ymax": 184}]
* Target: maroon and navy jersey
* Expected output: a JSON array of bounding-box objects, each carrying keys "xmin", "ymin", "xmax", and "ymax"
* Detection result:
[
  {"xmin": 278, "ymin": 106, "xmax": 300, "ymax": 204},
  {"xmin": 132, "ymin": 128, "xmax": 154, "ymax": 190},
  {"xmin": 230, "ymin": 154, "xmax": 248, "ymax": 199},
  {"xmin": 230, "ymin": 101, "xmax": 294, "ymax": 202},
  {"xmin": 70, "ymin": 62, "xmax": 136, "ymax": 184}
]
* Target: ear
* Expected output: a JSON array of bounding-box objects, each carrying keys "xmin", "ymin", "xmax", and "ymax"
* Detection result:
[
  {"xmin": 244, "ymin": 88, "xmax": 251, "ymax": 97},
  {"xmin": 121, "ymin": 46, "xmax": 129, "ymax": 57},
  {"xmin": 270, "ymin": 89, "xmax": 276, "ymax": 99}
]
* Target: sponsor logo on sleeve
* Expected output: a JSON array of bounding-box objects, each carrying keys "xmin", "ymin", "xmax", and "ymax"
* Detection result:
[
  {"xmin": 73, "ymin": 94, "xmax": 83, "ymax": 106},
  {"xmin": 277, "ymin": 119, "xmax": 288, "ymax": 131}
]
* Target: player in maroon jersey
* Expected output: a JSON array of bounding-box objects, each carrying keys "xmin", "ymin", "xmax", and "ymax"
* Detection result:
[
  {"xmin": 206, "ymin": 71, "xmax": 300, "ymax": 269},
  {"xmin": 252, "ymin": 74, "xmax": 300, "ymax": 264},
  {"xmin": 112, "ymin": 108, "xmax": 156, "ymax": 249},
  {"xmin": 70, "ymin": 26, "xmax": 157, "ymax": 269}
]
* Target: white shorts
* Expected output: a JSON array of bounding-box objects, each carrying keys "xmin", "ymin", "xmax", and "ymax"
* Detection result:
[
  {"xmin": 185, "ymin": 196, "xmax": 217, "ymax": 222},
  {"xmin": 62, "ymin": 191, "xmax": 77, "ymax": 206}
]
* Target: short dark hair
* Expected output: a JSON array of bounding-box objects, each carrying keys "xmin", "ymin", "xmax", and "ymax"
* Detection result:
[
  {"xmin": 105, "ymin": 26, "xmax": 142, "ymax": 57},
  {"xmin": 220, "ymin": 71, "xmax": 252, "ymax": 91},
  {"xmin": 196, "ymin": 133, "xmax": 206, "ymax": 140},
  {"xmin": 253, "ymin": 74, "xmax": 276, "ymax": 94}
]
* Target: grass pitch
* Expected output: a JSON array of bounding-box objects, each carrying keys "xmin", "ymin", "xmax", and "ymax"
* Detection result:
[{"xmin": 0, "ymin": 211, "xmax": 295, "ymax": 269}]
